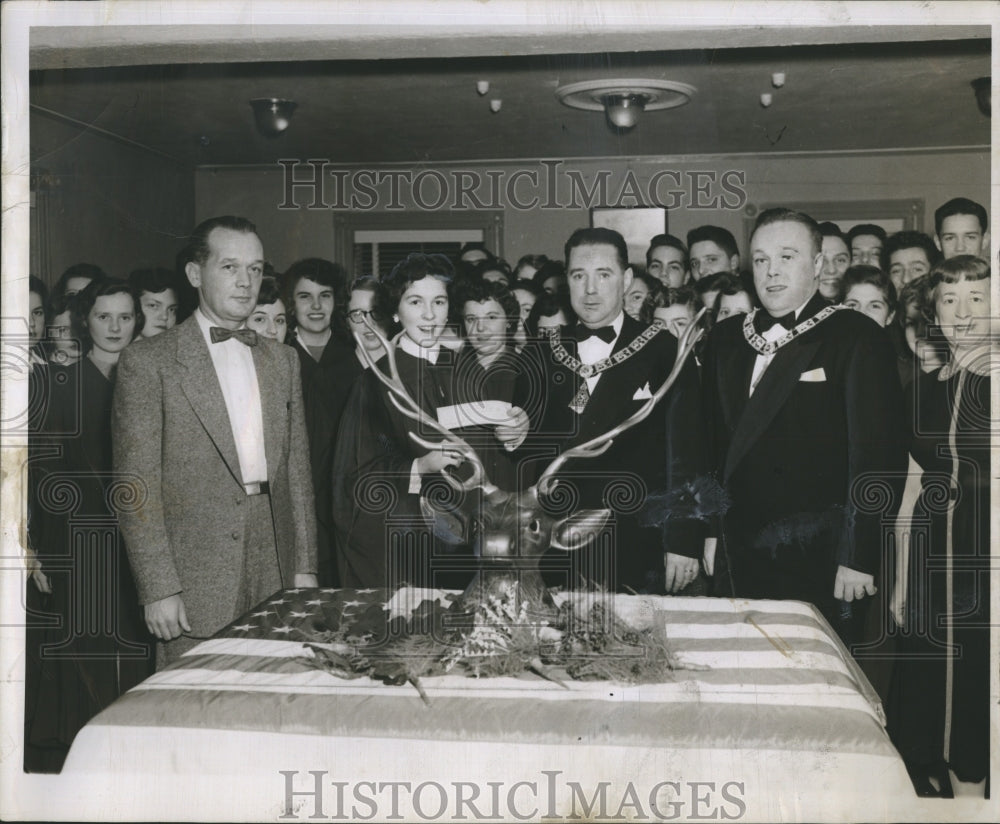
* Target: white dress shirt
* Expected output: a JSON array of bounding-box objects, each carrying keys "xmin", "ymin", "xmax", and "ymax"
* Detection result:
[
  {"xmin": 577, "ymin": 312, "xmax": 625, "ymax": 395},
  {"xmin": 195, "ymin": 309, "xmax": 268, "ymax": 485},
  {"xmin": 748, "ymin": 297, "xmax": 813, "ymax": 397}
]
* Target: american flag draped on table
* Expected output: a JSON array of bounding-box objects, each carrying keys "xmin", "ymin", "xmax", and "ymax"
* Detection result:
[{"xmin": 63, "ymin": 588, "xmax": 903, "ymax": 753}]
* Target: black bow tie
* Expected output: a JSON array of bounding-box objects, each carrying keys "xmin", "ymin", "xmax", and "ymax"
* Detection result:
[
  {"xmin": 210, "ymin": 326, "xmax": 259, "ymax": 346},
  {"xmin": 574, "ymin": 324, "xmax": 616, "ymax": 344},
  {"xmin": 756, "ymin": 311, "xmax": 796, "ymax": 334}
]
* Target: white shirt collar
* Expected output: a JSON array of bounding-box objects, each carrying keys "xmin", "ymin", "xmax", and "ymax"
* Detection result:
[
  {"xmin": 399, "ymin": 332, "xmax": 440, "ymax": 365},
  {"xmin": 194, "ymin": 307, "xmax": 248, "ymax": 343}
]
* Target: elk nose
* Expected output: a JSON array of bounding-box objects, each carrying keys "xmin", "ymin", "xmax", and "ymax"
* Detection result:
[{"xmin": 481, "ymin": 533, "xmax": 513, "ymax": 557}]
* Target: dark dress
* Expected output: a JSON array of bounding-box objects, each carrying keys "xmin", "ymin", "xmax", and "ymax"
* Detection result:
[
  {"xmin": 332, "ymin": 361, "xmax": 420, "ymax": 589},
  {"xmin": 25, "ymin": 356, "xmax": 153, "ymax": 772},
  {"xmin": 887, "ymin": 365, "xmax": 990, "ymax": 785},
  {"xmin": 332, "ymin": 346, "xmax": 471, "ymax": 590},
  {"xmin": 290, "ymin": 333, "xmax": 361, "ymax": 587}
]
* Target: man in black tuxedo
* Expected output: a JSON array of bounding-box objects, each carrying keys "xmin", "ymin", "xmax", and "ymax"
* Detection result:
[
  {"xmin": 701, "ymin": 208, "xmax": 907, "ymax": 646},
  {"xmin": 518, "ymin": 227, "xmax": 704, "ymax": 594}
]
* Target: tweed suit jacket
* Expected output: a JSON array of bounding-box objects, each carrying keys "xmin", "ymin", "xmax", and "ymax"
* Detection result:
[{"xmin": 112, "ymin": 314, "xmax": 317, "ymax": 636}]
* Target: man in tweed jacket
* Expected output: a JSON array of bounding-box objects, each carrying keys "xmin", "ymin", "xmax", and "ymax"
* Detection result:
[{"xmin": 113, "ymin": 216, "xmax": 317, "ymax": 666}]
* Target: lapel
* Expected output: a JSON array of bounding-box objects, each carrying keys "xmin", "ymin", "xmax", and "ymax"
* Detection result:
[
  {"xmin": 175, "ymin": 315, "xmax": 242, "ymax": 485},
  {"xmin": 723, "ymin": 292, "xmax": 827, "ymax": 481},
  {"xmin": 576, "ymin": 315, "xmax": 648, "ymax": 437},
  {"xmin": 252, "ymin": 342, "xmax": 285, "ymax": 483}
]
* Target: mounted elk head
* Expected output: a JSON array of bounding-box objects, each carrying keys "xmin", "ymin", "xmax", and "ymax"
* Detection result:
[{"xmin": 353, "ymin": 312, "xmax": 704, "ymax": 615}]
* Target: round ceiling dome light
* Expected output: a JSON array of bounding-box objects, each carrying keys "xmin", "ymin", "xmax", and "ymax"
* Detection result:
[{"xmin": 555, "ymin": 79, "xmax": 696, "ymax": 131}]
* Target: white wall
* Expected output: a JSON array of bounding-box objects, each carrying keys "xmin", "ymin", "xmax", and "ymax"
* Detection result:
[{"xmin": 195, "ymin": 149, "xmax": 988, "ymax": 271}]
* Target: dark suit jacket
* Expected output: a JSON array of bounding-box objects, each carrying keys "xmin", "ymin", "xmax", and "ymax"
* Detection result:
[
  {"xmin": 516, "ymin": 315, "xmax": 705, "ymax": 588},
  {"xmin": 701, "ymin": 292, "xmax": 907, "ymax": 586},
  {"xmin": 113, "ymin": 315, "xmax": 317, "ymax": 637}
]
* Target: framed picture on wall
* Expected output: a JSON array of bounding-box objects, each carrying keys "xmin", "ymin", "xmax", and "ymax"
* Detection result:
[
  {"xmin": 590, "ymin": 206, "xmax": 667, "ymax": 266},
  {"xmin": 742, "ymin": 198, "xmax": 924, "ymax": 249}
]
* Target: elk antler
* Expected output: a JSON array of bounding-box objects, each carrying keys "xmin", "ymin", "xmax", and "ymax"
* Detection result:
[
  {"xmin": 353, "ymin": 316, "xmax": 496, "ymax": 494},
  {"xmin": 535, "ymin": 308, "xmax": 706, "ymax": 497}
]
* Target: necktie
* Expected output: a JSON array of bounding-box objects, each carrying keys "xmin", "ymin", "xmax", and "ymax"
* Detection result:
[
  {"xmin": 756, "ymin": 311, "xmax": 796, "ymax": 334},
  {"xmin": 574, "ymin": 324, "xmax": 616, "ymax": 343},
  {"xmin": 210, "ymin": 327, "xmax": 259, "ymax": 347}
]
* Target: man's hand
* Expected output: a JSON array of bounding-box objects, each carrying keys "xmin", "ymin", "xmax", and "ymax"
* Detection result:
[
  {"xmin": 665, "ymin": 553, "xmax": 699, "ymax": 593},
  {"xmin": 494, "ymin": 406, "xmax": 529, "ymax": 451},
  {"xmin": 145, "ymin": 594, "xmax": 191, "ymax": 641},
  {"xmin": 833, "ymin": 565, "xmax": 876, "ymax": 602},
  {"xmin": 294, "ymin": 573, "xmax": 318, "ymax": 588}
]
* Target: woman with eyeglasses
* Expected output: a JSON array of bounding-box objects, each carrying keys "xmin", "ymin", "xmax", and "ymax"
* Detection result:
[{"xmin": 26, "ymin": 278, "xmax": 153, "ymax": 773}]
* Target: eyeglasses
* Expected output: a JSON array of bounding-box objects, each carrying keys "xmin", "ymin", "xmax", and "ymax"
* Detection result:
[{"xmin": 347, "ymin": 309, "xmax": 378, "ymax": 323}]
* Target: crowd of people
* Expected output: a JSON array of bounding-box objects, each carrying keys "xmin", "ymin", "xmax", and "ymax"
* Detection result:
[{"xmin": 23, "ymin": 197, "xmax": 992, "ymax": 799}]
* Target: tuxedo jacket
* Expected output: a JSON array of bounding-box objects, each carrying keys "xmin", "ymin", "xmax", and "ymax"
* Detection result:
[
  {"xmin": 113, "ymin": 315, "xmax": 317, "ymax": 636},
  {"xmin": 701, "ymin": 292, "xmax": 907, "ymax": 578},
  {"xmin": 517, "ymin": 315, "xmax": 704, "ymax": 560}
]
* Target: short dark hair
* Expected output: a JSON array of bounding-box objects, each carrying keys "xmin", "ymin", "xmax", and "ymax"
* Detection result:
[
  {"xmin": 53, "ymin": 263, "xmax": 108, "ymax": 301},
  {"xmin": 935, "ymin": 197, "xmax": 988, "ymax": 235},
  {"xmin": 711, "ymin": 271, "xmax": 756, "ymax": 301},
  {"xmin": 847, "ymin": 223, "xmax": 887, "ymax": 246},
  {"xmin": 71, "ymin": 277, "xmax": 142, "ymax": 352},
  {"xmin": 471, "ymin": 257, "xmax": 513, "ymax": 284},
  {"xmin": 283, "ymin": 257, "xmax": 349, "ymax": 317},
  {"xmin": 640, "ymin": 284, "xmax": 699, "ymax": 325},
  {"xmin": 510, "ymin": 278, "xmax": 541, "ymax": 298},
  {"xmin": 452, "ymin": 277, "xmax": 521, "ymax": 338},
  {"xmin": 631, "ymin": 270, "xmax": 663, "ymax": 297},
  {"xmin": 753, "ymin": 209, "xmax": 823, "ymax": 256},
  {"xmin": 646, "ymin": 233, "xmax": 688, "ymax": 267},
  {"xmin": 255, "ymin": 275, "xmax": 284, "ymax": 307},
  {"xmin": 186, "ymin": 216, "xmax": 259, "ymax": 267},
  {"xmin": 29, "ymin": 275, "xmax": 49, "ymax": 313},
  {"xmin": 525, "ymin": 288, "xmax": 575, "ymax": 336},
  {"xmin": 128, "ymin": 267, "xmax": 177, "ymax": 297},
  {"xmin": 686, "ymin": 225, "xmax": 739, "ymax": 260},
  {"xmin": 531, "ymin": 259, "xmax": 566, "ymax": 292},
  {"xmin": 693, "ymin": 271, "xmax": 726, "ymax": 298},
  {"xmin": 817, "ymin": 221, "xmax": 848, "ymax": 245},
  {"xmin": 513, "ymin": 254, "xmax": 549, "ymax": 279},
  {"xmin": 881, "ymin": 230, "xmax": 940, "ymax": 273},
  {"xmin": 842, "ymin": 265, "xmax": 898, "ymax": 308},
  {"xmin": 564, "ymin": 227, "xmax": 629, "ymax": 272},
  {"xmin": 383, "ymin": 252, "xmax": 454, "ymax": 315},
  {"xmin": 708, "ymin": 272, "xmax": 757, "ymax": 324}
]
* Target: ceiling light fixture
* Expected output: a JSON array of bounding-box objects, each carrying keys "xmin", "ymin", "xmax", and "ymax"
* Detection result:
[
  {"xmin": 971, "ymin": 77, "xmax": 990, "ymax": 117},
  {"xmin": 250, "ymin": 98, "xmax": 298, "ymax": 137},
  {"xmin": 555, "ymin": 79, "xmax": 695, "ymax": 132}
]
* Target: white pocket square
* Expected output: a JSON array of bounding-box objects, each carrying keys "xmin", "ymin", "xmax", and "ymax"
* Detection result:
[
  {"xmin": 799, "ymin": 367, "xmax": 827, "ymax": 382},
  {"xmin": 632, "ymin": 382, "xmax": 653, "ymax": 400}
]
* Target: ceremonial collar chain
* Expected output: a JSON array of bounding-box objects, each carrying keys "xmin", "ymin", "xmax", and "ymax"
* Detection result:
[
  {"xmin": 544, "ymin": 323, "xmax": 662, "ymax": 379},
  {"xmin": 742, "ymin": 304, "xmax": 842, "ymax": 356}
]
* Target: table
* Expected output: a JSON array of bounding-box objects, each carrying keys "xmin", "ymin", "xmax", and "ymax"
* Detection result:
[{"xmin": 61, "ymin": 588, "xmax": 920, "ymax": 821}]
